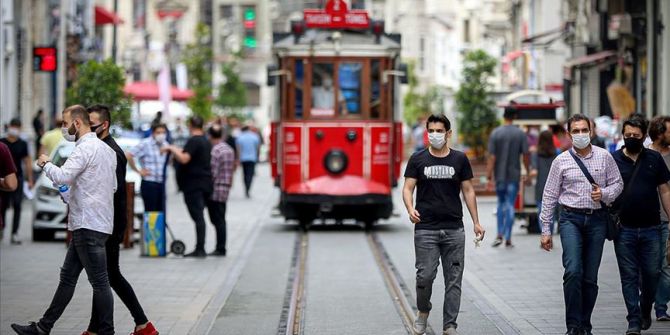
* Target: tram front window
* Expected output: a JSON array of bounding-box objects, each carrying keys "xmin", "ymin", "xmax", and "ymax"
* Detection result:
[{"xmin": 311, "ymin": 63, "xmax": 347, "ymax": 117}]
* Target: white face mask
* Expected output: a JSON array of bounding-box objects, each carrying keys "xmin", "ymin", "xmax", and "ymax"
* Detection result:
[
  {"xmin": 323, "ymin": 78, "xmax": 333, "ymax": 89},
  {"xmin": 7, "ymin": 127, "xmax": 20, "ymax": 137},
  {"xmin": 572, "ymin": 133, "xmax": 591, "ymax": 149},
  {"xmin": 154, "ymin": 133, "xmax": 167, "ymax": 144},
  {"xmin": 428, "ymin": 132, "xmax": 446, "ymax": 149},
  {"xmin": 61, "ymin": 127, "xmax": 76, "ymax": 142}
]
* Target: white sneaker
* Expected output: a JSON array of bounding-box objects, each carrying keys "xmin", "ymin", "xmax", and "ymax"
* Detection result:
[
  {"xmin": 443, "ymin": 327, "xmax": 460, "ymax": 335},
  {"xmin": 10, "ymin": 234, "xmax": 21, "ymax": 245},
  {"xmin": 413, "ymin": 311, "xmax": 429, "ymax": 334}
]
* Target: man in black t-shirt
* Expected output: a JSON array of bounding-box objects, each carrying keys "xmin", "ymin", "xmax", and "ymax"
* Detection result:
[
  {"xmin": 166, "ymin": 116, "xmax": 213, "ymax": 258},
  {"xmin": 612, "ymin": 116, "xmax": 670, "ymax": 334},
  {"xmin": 403, "ymin": 114, "xmax": 485, "ymax": 335},
  {"xmin": 1, "ymin": 118, "xmax": 33, "ymax": 244}
]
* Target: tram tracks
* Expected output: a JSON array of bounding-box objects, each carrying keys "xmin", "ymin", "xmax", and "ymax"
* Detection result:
[{"xmin": 277, "ymin": 229, "xmax": 435, "ymax": 335}]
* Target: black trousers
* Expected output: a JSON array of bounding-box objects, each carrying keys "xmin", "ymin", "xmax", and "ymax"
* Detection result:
[
  {"xmin": 88, "ymin": 236, "xmax": 148, "ymax": 332},
  {"xmin": 1, "ymin": 176, "xmax": 23, "ymax": 234},
  {"xmin": 184, "ymin": 190, "xmax": 210, "ymax": 252},
  {"xmin": 241, "ymin": 161, "xmax": 256, "ymax": 195},
  {"xmin": 206, "ymin": 200, "xmax": 227, "ymax": 253},
  {"xmin": 141, "ymin": 180, "xmax": 165, "ymax": 212},
  {"xmin": 39, "ymin": 229, "xmax": 114, "ymax": 335}
]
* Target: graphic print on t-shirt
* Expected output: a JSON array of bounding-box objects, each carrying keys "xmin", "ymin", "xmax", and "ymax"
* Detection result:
[{"xmin": 424, "ymin": 165, "xmax": 456, "ymax": 179}]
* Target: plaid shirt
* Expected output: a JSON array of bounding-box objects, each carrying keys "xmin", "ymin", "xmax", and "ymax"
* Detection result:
[
  {"xmin": 540, "ymin": 146, "xmax": 623, "ymax": 235},
  {"xmin": 129, "ymin": 137, "xmax": 168, "ymax": 183},
  {"xmin": 210, "ymin": 141, "xmax": 235, "ymax": 202}
]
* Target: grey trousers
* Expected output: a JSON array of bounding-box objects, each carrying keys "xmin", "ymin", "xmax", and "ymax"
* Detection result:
[{"xmin": 415, "ymin": 228, "xmax": 465, "ymax": 330}]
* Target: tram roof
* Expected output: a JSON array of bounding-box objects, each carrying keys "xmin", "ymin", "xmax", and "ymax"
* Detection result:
[{"xmin": 272, "ymin": 30, "xmax": 401, "ymax": 57}]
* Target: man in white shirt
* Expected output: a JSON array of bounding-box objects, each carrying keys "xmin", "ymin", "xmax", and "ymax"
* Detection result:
[{"xmin": 11, "ymin": 105, "xmax": 117, "ymax": 335}]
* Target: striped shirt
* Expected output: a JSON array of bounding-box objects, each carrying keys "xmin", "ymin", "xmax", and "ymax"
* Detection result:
[
  {"xmin": 129, "ymin": 137, "xmax": 168, "ymax": 183},
  {"xmin": 210, "ymin": 141, "xmax": 235, "ymax": 202},
  {"xmin": 540, "ymin": 146, "xmax": 623, "ymax": 235}
]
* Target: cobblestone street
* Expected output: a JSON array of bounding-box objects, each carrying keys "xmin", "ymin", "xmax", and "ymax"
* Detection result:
[{"xmin": 1, "ymin": 166, "xmax": 670, "ymax": 335}]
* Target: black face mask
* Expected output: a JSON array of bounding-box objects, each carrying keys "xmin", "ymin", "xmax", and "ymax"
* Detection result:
[
  {"xmin": 90, "ymin": 124, "xmax": 104, "ymax": 137},
  {"xmin": 624, "ymin": 137, "xmax": 644, "ymax": 153}
]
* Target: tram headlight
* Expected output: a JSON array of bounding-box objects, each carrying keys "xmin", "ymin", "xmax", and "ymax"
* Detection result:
[{"xmin": 324, "ymin": 150, "xmax": 348, "ymax": 174}]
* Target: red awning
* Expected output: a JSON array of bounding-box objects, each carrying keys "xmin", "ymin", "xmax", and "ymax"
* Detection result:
[
  {"xmin": 563, "ymin": 50, "xmax": 617, "ymax": 80},
  {"xmin": 124, "ymin": 81, "xmax": 194, "ymax": 101},
  {"xmin": 95, "ymin": 6, "xmax": 124, "ymax": 26}
]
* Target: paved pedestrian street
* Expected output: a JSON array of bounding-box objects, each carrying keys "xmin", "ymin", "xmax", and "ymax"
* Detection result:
[{"xmin": 2, "ymin": 166, "xmax": 670, "ymax": 335}]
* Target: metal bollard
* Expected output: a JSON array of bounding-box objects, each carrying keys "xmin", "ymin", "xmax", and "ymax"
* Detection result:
[{"xmin": 123, "ymin": 182, "xmax": 135, "ymax": 248}]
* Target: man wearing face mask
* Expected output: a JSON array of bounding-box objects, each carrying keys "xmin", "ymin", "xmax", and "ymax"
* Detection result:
[
  {"xmin": 1, "ymin": 118, "xmax": 34, "ymax": 244},
  {"xmin": 403, "ymin": 114, "xmax": 485, "ymax": 335},
  {"xmin": 127, "ymin": 123, "xmax": 170, "ymax": 212},
  {"xmin": 12, "ymin": 105, "xmax": 117, "ymax": 335},
  {"xmin": 312, "ymin": 74, "xmax": 348, "ymax": 114},
  {"xmin": 611, "ymin": 116, "xmax": 670, "ymax": 335},
  {"xmin": 540, "ymin": 114, "xmax": 623, "ymax": 335},
  {"xmin": 87, "ymin": 105, "xmax": 159, "ymax": 335}
]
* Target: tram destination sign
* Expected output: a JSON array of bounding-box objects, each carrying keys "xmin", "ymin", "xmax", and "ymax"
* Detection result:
[{"xmin": 304, "ymin": 0, "xmax": 370, "ymax": 29}]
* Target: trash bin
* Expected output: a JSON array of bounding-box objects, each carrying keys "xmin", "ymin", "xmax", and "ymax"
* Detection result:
[{"xmin": 141, "ymin": 211, "xmax": 166, "ymax": 257}]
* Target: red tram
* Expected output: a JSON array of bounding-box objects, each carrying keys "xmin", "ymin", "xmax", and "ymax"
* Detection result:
[{"xmin": 267, "ymin": 0, "xmax": 407, "ymax": 229}]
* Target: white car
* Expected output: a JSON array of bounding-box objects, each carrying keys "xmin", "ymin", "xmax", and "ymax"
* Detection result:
[{"xmin": 31, "ymin": 137, "xmax": 145, "ymax": 241}]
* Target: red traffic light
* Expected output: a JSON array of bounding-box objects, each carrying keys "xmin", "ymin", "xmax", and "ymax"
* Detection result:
[{"xmin": 33, "ymin": 47, "xmax": 57, "ymax": 72}]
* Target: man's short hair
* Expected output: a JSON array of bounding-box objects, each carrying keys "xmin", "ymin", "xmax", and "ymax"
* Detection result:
[
  {"xmin": 86, "ymin": 104, "xmax": 112, "ymax": 124},
  {"xmin": 189, "ymin": 115, "xmax": 204, "ymax": 129},
  {"xmin": 208, "ymin": 125, "xmax": 224, "ymax": 139},
  {"xmin": 151, "ymin": 123, "xmax": 167, "ymax": 132},
  {"xmin": 503, "ymin": 108, "xmax": 518, "ymax": 120},
  {"xmin": 622, "ymin": 114, "xmax": 648, "ymax": 136},
  {"xmin": 566, "ymin": 114, "xmax": 590, "ymax": 132},
  {"xmin": 425, "ymin": 114, "xmax": 451, "ymax": 131},
  {"xmin": 64, "ymin": 105, "xmax": 90, "ymax": 126},
  {"xmin": 9, "ymin": 118, "xmax": 21, "ymax": 127},
  {"xmin": 649, "ymin": 116, "xmax": 670, "ymax": 141}
]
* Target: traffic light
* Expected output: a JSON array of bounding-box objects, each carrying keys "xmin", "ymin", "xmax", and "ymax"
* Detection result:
[
  {"xmin": 33, "ymin": 47, "xmax": 57, "ymax": 72},
  {"xmin": 242, "ymin": 6, "xmax": 257, "ymax": 50}
]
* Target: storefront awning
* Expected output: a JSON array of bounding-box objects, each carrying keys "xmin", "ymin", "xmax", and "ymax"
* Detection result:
[
  {"xmin": 95, "ymin": 6, "xmax": 124, "ymax": 26},
  {"xmin": 124, "ymin": 81, "xmax": 194, "ymax": 101},
  {"xmin": 563, "ymin": 50, "xmax": 617, "ymax": 80}
]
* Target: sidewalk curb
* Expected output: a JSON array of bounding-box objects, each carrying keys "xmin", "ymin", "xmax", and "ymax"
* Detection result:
[
  {"xmin": 188, "ymin": 200, "xmax": 273, "ymax": 335},
  {"xmin": 463, "ymin": 269, "xmax": 541, "ymax": 335}
]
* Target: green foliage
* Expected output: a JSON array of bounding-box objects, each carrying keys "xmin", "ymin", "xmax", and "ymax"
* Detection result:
[
  {"xmin": 65, "ymin": 59, "xmax": 132, "ymax": 128},
  {"xmin": 182, "ymin": 23, "xmax": 213, "ymax": 120},
  {"xmin": 455, "ymin": 50, "xmax": 499, "ymax": 159},
  {"xmin": 402, "ymin": 61, "xmax": 447, "ymax": 126},
  {"xmin": 215, "ymin": 61, "xmax": 247, "ymax": 112}
]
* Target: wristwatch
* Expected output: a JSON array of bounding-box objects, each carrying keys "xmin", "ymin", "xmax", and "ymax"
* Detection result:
[{"xmin": 39, "ymin": 160, "xmax": 50, "ymax": 169}]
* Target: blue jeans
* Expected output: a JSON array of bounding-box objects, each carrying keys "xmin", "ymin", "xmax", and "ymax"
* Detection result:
[
  {"xmin": 38, "ymin": 229, "xmax": 114, "ymax": 335},
  {"xmin": 615, "ymin": 225, "xmax": 662, "ymax": 329},
  {"xmin": 655, "ymin": 222, "xmax": 670, "ymax": 316},
  {"xmin": 559, "ymin": 210, "xmax": 607, "ymax": 332},
  {"xmin": 496, "ymin": 181, "xmax": 518, "ymax": 241},
  {"xmin": 415, "ymin": 228, "xmax": 465, "ymax": 330}
]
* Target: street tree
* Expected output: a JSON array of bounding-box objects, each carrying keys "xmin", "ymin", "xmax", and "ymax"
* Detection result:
[
  {"xmin": 455, "ymin": 49, "xmax": 498, "ymax": 160},
  {"xmin": 215, "ymin": 61, "xmax": 247, "ymax": 115},
  {"xmin": 402, "ymin": 60, "xmax": 446, "ymax": 126},
  {"xmin": 182, "ymin": 23, "xmax": 213, "ymax": 120},
  {"xmin": 65, "ymin": 59, "xmax": 132, "ymax": 128}
]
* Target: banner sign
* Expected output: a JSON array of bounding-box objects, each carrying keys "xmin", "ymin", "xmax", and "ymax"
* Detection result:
[{"xmin": 304, "ymin": 0, "xmax": 370, "ymax": 29}]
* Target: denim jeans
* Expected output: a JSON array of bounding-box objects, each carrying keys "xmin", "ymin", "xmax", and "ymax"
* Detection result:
[
  {"xmin": 559, "ymin": 210, "xmax": 607, "ymax": 332},
  {"xmin": 141, "ymin": 180, "xmax": 165, "ymax": 212},
  {"xmin": 415, "ymin": 228, "xmax": 465, "ymax": 330},
  {"xmin": 241, "ymin": 161, "xmax": 256, "ymax": 195},
  {"xmin": 614, "ymin": 224, "xmax": 662, "ymax": 329},
  {"xmin": 655, "ymin": 222, "xmax": 670, "ymax": 316},
  {"xmin": 496, "ymin": 181, "xmax": 518, "ymax": 241},
  {"xmin": 38, "ymin": 229, "xmax": 114, "ymax": 335},
  {"xmin": 88, "ymin": 236, "xmax": 148, "ymax": 332}
]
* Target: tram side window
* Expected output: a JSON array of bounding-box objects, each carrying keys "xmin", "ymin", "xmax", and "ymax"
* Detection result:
[
  {"xmin": 295, "ymin": 59, "xmax": 304, "ymax": 119},
  {"xmin": 370, "ymin": 60, "xmax": 381, "ymax": 119},
  {"xmin": 311, "ymin": 63, "xmax": 345, "ymax": 117},
  {"xmin": 339, "ymin": 62, "xmax": 362, "ymax": 115}
]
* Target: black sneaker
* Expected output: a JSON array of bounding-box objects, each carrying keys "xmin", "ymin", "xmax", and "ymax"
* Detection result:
[
  {"xmin": 657, "ymin": 312, "xmax": 670, "ymax": 321},
  {"xmin": 641, "ymin": 313, "xmax": 652, "ymax": 330},
  {"xmin": 564, "ymin": 328, "xmax": 580, "ymax": 335},
  {"xmin": 208, "ymin": 250, "xmax": 226, "ymax": 257},
  {"xmin": 184, "ymin": 250, "xmax": 206, "ymax": 258},
  {"xmin": 625, "ymin": 328, "xmax": 641, "ymax": 335},
  {"xmin": 11, "ymin": 322, "xmax": 45, "ymax": 335}
]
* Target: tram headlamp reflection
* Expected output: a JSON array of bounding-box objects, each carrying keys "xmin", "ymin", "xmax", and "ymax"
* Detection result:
[{"xmin": 324, "ymin": 150, "xmax": 348, "ymax": 174}]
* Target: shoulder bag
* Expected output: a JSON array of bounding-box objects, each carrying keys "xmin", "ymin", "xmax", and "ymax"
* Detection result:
[{"xmin": 569, "ymin": 150, "xmax": 643, "ymax": 241}]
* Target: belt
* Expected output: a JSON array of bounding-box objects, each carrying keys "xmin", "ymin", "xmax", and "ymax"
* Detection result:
[{"xmin": 562, "ymin": 206, "xmax": 602, "ymax": 215}]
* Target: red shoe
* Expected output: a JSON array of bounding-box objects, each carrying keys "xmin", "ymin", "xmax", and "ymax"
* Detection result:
[
  {"xmin": 81, "ymin": 332, "xmax": 93, "ymax": 335},
  {"xmin": 131, "ymin": 322, "xmax": 159, "ymax": 335}
]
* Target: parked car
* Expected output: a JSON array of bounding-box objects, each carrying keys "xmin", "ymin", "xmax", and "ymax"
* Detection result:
[{"xmin": 31, "ymin": 138, "xmax": 144, "ymax": 241}]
